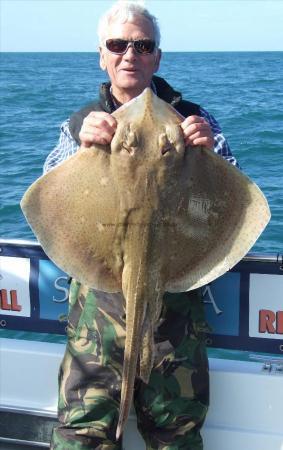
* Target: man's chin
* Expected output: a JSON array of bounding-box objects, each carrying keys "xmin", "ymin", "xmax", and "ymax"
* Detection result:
[{"xmin": 118, "ymin": 78, "xmax": 148, "ymax": 93}]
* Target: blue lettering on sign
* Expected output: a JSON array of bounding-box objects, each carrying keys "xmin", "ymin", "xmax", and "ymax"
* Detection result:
[
  {"xmin": 38, "ymin": 260, "xmax": 69, "ymax": 320},
  {"xmin": 203, "ymin": 272, "xmax": 240, "ymax": 336}
]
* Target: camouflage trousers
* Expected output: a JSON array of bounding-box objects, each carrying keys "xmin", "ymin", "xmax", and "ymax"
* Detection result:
[{"xmin": 51, "ymin": 280, "xmax": 209, "ymax": 450}]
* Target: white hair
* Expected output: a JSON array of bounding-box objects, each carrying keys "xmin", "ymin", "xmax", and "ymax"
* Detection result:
[{"xmin": 97, "ymin": 1, "xmax": 161, "ymax": 47}]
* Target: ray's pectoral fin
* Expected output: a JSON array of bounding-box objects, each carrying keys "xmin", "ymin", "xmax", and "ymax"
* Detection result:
[
  {"xmin": 165, "ymin": 146, "xmax": 271, "ymax": 293},
  {"xmin": 20, "ymin": 146, "xmax": 122, "ymax": 291}
]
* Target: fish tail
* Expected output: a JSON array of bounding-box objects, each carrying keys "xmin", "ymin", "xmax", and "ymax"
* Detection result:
[
  {"xmin": 139, "ymin": 289, "xmax": 163, "ymax": 382},
  {"xmin": 116, "ymin": 252, "xmax": 148, "ymax": 439},
  {"xmin": 139, "ymin": 322, "xmax": 154, "ymax": 383}
]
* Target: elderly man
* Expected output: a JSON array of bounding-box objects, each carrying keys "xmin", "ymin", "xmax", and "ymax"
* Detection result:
[{"xmin": 47, "ymin": 2, "xmax": 238, "ymax": 449}]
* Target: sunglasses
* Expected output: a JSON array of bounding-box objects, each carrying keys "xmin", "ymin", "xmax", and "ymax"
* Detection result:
[{"xmin": 105, "ymin": 39, "xmax": 156, "ymax": 55}]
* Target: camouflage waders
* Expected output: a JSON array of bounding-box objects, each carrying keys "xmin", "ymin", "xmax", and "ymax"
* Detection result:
[{"xmin": 51, "ymin": 280, "xmax": 209, "ymax": 450}]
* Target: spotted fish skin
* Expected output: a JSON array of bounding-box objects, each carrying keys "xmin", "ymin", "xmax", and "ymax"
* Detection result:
[
  {"xmin": 115, "ymin": 214, "xmax": 165, "ymax": 438},
  {"xmin": 21, "ymin": 88, "xmax": 270, "ymax": 439},
  {"xmin": 109, "ymin": 103, "xmax": 187, "ymax": 436},
  {"xmin": 109, "ymin": 93, "xmax": 188, "ymax": 438}
]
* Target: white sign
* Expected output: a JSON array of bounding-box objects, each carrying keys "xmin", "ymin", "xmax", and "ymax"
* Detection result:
[
  {"xmin": 0, "ymin": 256, "xmax": 31, "ymax": 317},
  {"xmin": 249, "ymin": 274, "xmax": 283, "ymax": 340}
]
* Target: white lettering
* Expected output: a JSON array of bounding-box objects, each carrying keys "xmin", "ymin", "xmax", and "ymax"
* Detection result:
[
  {"xmin": 53, "ymin": 276, "xmax": 69, "ymax": 303},
  {"xmin": 202, "ymin": 285, "xmax": 223, "ymax": 315}
]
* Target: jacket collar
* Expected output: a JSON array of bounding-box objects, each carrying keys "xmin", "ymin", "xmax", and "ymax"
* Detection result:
[{"xmin": 99, "ymin": 75, "xmax": 183, "ymax": 113}]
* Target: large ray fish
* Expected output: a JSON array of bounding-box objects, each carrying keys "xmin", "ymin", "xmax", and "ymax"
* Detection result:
[{"xmin": 21, "ymin": 88, "xmax": 270, "ymax": 438}]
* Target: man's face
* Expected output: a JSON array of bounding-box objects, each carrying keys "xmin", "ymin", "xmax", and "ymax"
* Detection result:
[{"xmin": 99, "ymin": 16, "xmax": 161, "ymax": 101}]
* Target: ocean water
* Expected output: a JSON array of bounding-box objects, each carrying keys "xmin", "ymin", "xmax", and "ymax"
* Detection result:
[{"xmin": 0, "ymin": 52, "xmax": 282, "ymax": 253}]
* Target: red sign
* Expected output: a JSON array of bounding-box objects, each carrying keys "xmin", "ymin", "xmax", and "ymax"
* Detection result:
[
  {"xmin": 0, "ymin": 289, "xmax": 22, "ymax": 312},
  {"xmin": 259, "ymin": 309, "xmax": 283, "ymax": 334}
]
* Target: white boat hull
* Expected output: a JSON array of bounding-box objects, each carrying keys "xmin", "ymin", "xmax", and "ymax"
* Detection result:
[{"xmin": 0, "ymin": 240, "xmax": 282, "ymax": 449}]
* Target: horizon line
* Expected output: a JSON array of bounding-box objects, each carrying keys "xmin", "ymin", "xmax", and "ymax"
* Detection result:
[{"xmin": 1, "ymin": 50, "xmax": 282, "ymax": 53}]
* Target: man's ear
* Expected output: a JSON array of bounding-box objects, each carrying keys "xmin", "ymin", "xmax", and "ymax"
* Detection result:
[
  {"xmin": 99, "ymin": 47, "xmax": 107, "ymax": 71},
  {"xmin": 154, "ymin": 48, "xmax": 162, "ymax": 73}
]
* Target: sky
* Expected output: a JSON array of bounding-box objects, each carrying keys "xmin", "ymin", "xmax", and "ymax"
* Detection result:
[{"xmin": 1, "ymin": 0, "xmax": 283, "ymax": 52}]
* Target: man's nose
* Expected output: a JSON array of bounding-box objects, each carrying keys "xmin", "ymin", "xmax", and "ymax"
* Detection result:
[{"xmin": 124, "ymin": 44, "xmax": 137, "ymax": 60}]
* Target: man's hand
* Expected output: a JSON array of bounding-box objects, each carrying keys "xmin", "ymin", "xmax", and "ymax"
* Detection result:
[
  {"xmin": 79, "ymin": 111, "xmax": 117, "ymax": 147},
  {"xmin": 181, "ymin": 115, "xmax": 214, "ymax": 150}
]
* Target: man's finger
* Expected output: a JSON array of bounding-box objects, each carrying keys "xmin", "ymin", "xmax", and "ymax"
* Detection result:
[
  {"xmin": 180, "ymin": 115, "xmax": 206, "ymax": 129},
  {"xmin": 185, "ymin": 134, "xmax": 214, "ymax": 149},
  {"xmin": 87, "ymin": 112, "xmax": 117, "ymax": 129},
  {"xmin": 79, "ymin": 129, "xmax": 114, "ymax": 147}
]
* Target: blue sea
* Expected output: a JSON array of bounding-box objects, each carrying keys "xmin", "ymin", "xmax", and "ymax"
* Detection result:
[{"xmin": 0, "ymin": 52, "xmax": 282, "ymax": 253}]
